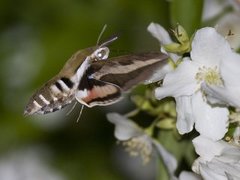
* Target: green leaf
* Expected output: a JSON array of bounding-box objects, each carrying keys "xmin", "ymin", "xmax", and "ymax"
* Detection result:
[{"xmin": 170, "ymin": 0, "xmax": 203, "ymax": 35}]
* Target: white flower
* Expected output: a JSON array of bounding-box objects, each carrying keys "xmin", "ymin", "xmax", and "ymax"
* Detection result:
[
  {"xmin": 202, "ymin": 0, "xmax": 240, "ymax": 21},
  {"xmin": 201, "ymin": 41, "xmax": 240, "ymax": 108},
  {"xmin": 155, "ymin": 27, "xmax": 230, "ymax": 141},
  {"xmin": 202, "ymin": 0, "xmax": 229, "ymax": 21},
  {"xmin": 192, "ymin": 136, "xmax": 240, "ymax": 180},
  {"xmin": 203, "ymin": 0, "xmax": 240, "ymax": 50},
  {"xmin": 107, "ymin": 113, "xmax": 177, "ymax": 178},
  {"xmin": 216, "ymin": 12, "xmax": 240, "ymax": 50}
]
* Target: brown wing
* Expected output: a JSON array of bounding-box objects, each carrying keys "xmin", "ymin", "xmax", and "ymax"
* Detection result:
[{"xmin": 87, "ymin": 52, "xmax": 168, "ymax": 91}]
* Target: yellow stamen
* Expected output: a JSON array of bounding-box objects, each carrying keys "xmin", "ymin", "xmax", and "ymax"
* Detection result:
[
  {"xmin": 195, "ymin": 66, "xmax": 223, "ymax": 86},
  {"xmin": 121, "ymin": 135, "xmax": 152, "ymax": 164}
]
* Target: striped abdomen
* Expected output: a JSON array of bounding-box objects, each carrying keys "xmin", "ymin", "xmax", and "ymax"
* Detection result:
[{"xmin": 24, "ymin": 76, "xmax": 76, "ymax": 115}]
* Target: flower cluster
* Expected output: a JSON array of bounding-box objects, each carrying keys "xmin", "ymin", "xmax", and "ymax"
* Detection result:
[
  {"xmin": 148, "ymin": 23, "xmax": 240, "ymax": 179},
  {"xmin": 149, "ymin": 24, "xmax": 233, "ymax": 141},
  {"xmin": 107, "ymin": 113, "xmax": 177, "ymax": 178},
  {"xmin": 107, "ymin": 23, "xmax": 240, "ymax": 179}
]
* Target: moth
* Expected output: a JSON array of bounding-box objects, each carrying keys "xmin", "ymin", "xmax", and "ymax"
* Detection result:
[{"xmin": 24, "ymin": 36, "xmax": 168, "ymax": 116}]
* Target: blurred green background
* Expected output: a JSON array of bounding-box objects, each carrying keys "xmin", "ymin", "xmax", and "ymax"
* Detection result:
[
  {"xmin": 1, "ymin": 0, "xmax": 221, "ymax": 178},
  {"xmin": 0, "ymin": 0, "xmax": 173, "ymax": 179}
]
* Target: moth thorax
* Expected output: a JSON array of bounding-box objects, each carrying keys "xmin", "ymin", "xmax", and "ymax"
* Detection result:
[{"xmin": 91, "ymin": 47, "xmax": 109, "ymax": 61}]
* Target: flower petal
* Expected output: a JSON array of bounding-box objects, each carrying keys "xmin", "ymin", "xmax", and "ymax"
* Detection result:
[
  {"xmin": 147, "ymin": 22, "xmax": 180, "ymax": 62},
  {"xmin": 144, "ymin": 62, "xmax": 172, "ymax": 84},
  {"xmin": 192, "ymin": 136, "xmax": 227, "ymax": 161},
  {"xmin": 193, "ymin": 136, "xmax": 240, "ymax": 163},
  {"xmin": 202, "ymin": 51, "xmax": 240, "ymax": 108},
  {"xmin": 191, "ymin": 27, "xmax": 232, "ymax": 67},
  {"xmin": 203, "ymin": 83, "xmax": 240, "ymax": 109},
  {"xmin": 175, "ymin": 96, "xmax": 194, "ymax": 134},
  {"xmin": 107, "ymin": 113, "xmax": 142, "ymax": 141},
  {"xmin": 201, "ymin": 84, "xmax": 226, "ymax": 105},
  {"xmin": 152, "ymin": 140, "xmax": 177, "ymax": 176},
  {"xmin": 216, "ymin": 12, "xmax": 240, "ymax": 50},
  {"xmin": 192, "ymin": 92, "xmax": 229, "ymax": 141},
  {"xmin": 220, "ymin": 52, "xmax": 240, "ymax": 87},
  {"xmin": 179, "ymin": 171, "xmax": 201, "ymax": 180},
  {"xmin": 147, "ymin": 22, "xmax": 173, "ymax": 45},
  {"xmin": 193, "ymin": 136, "xmax": 240, "ymax": 179},
  {"xmin": 155, "ymin": 59, "xmax": 198, "ymax": 100},
  {"xmin": 202, "ymin": 0, "xmax": 229, "ymax": 21},
  {"xmin": 199, "ymin": 163, "xmax": 227, "ymax": 180},
  {"xmin": 207, "ymin": 159, "xmax": 240, "ymax": 179}
]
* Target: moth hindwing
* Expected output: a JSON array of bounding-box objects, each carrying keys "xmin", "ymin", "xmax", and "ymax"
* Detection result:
[{"xmin": 24, "ymin": 37, "xmax": 168, "ymax": 115}]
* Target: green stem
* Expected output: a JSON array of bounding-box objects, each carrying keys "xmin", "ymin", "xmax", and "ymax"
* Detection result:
[
  {"xmin": 124, "ymin": 108, "xmax": 140, "ymax": 118},
  {"xmin": 156, "ymin": 154, "xmax": 169, "ymax": 180}
]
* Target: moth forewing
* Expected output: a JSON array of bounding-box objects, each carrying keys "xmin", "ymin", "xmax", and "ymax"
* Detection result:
[
  {"xmin": 75, "ymin": 52, "xmax": 168, "ymax": 107},
  {"xmin": 89, "ymin": 52, "xmax": 168, "ymax": 91}
]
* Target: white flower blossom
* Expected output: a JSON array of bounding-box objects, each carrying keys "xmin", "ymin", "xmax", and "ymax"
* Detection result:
[
  {"xmin": 192, "ymin": 136, "xmax": 240, "ymax": 180},
  {"xmin": 203, "ymin": 0, "xmax": 240, "ymax": 50},
  {"xmin": 107, "ymin": 113, "xmax": 177, "ymax": 178},
  {"xmin": 216, "ymin": 12, "xmax": 240, "ymax": 50},
  {"xmin": 202, "ymin": 0, "xmax": 229, "ymax": 21},
  {"xmin": 201, "ymin": 41, "xmax": 240, "ymax": 108},
  {"xmin": 155, "ymin": 27, "xmax": 230, "ymax": 140},
  {"xmin": 202, "ymin": 0, "xmax": 240, "ymax": 21}
]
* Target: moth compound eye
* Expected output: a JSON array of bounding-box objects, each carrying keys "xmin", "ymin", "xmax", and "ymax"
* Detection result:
[
  {"xmin": 97, "ymin": 51, "xmax": 103, "ymax": 58},
  {"xmin": 93, "ymin": 47, "xmax": 109, "ymax": 61}
]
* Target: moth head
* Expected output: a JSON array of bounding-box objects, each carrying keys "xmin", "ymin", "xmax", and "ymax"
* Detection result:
[
  {"xmin": 91, "ymin": 47, "xmax": 110, "ymax": 61},
  {"xmin": 90, "ymin": 35, "xmax": 118, "ymax": 62}
]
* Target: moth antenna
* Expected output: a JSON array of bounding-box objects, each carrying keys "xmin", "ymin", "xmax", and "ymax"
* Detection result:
[
  {"xmin": 99, "ymin": 35, "xmax": 118, "ymax": 48},
  {"xmin": 66, "ymin": 102, "xmax": 78, "ymax": 116},
  {"xmin": 76, "ymin": 105, "xmax": 85, "ymax": 123},
  {"xmin": 97, "ymin": 24, "xmax": 108, "ymax": 46}
]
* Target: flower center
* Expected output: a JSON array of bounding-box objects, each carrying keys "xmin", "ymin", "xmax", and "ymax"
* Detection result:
[
  {"xmin": 195, "ymin": 66, "xmax": 223, "ymax": 86},
  {"xmin": 121, "ymin": 135, "xmax": 152, "ymax": 164}
]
